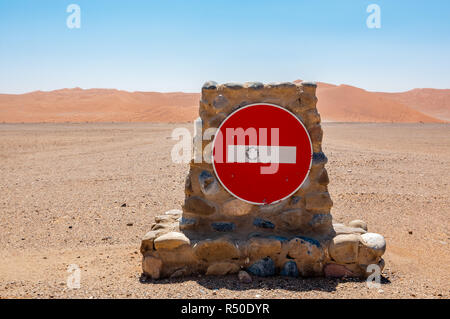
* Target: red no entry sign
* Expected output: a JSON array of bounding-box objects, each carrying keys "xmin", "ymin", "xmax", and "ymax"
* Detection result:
[{"xmin": 212, "ymin": 103, "xmax": 312, "ymax": 205}]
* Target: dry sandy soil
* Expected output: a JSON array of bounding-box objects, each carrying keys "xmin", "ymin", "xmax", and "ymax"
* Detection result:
[{"xmin": 0, "ymin": 122, "xmax": 449, "ymax": 299}]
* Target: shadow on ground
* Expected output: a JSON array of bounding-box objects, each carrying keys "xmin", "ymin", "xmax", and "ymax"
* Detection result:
[{"xmin": 139, "ymin": 273, "xmax": 391, "ymax": 293}]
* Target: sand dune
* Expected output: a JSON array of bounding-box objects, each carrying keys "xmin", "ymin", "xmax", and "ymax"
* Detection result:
[
  {"xmin": 377, "ymin": 88, "xmax": 450, "ymax": 121},
  {"xmin": 0, "ymin": 88, "xmax": 200, "ymax": 123},
  {"xmin": 315, "ymin": 83, "xmax": 444, "ymax": 123},
  {"xmin": 0, "ymin": 83, "xmax": 448, "ymax": 123}
]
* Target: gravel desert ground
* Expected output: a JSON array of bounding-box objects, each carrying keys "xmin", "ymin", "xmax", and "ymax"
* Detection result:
[{"xmin": 0, "ymin": 122, "xmax": 449, "ymax": 299}]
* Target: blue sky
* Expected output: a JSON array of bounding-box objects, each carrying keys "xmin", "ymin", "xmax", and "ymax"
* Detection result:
[{"xmin": 1, "ymin": 0, "xmax": 449, "ymax": 93}]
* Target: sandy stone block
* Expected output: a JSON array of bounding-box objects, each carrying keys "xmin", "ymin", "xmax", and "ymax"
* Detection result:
[
  {"xmin": 304, "ymin": 109, "xmax": 321, "ymax": 126},
  {"xmin": 361, "ymin": 233, "xmax": 386, "ymax": 256},
  {"xmin": 247, "ymin": 237, "xmax": 282, "ymax": 260},
  {"xmin": 142, "ymin": 256, "xmax": 163, "ymax": 279},
  {"xmin": 164, "ymin": 209, "xmax": 183, "ymax": 217},
  {"xmin": 206, "ymin": 262, "xmax": 240, "ymax": 275},
  {"xmin": 198, "ymin": 170, "xmax": 220, "ymax": 196},
  {"xmin": 208, "ymin": 112, "xmax": 227, "ymax": 128},
  {"xmin": 222, "ymin": 198, "xmax": 253, "ymax": 216},
  {"xmin": 317, "ymin": 168, "xmax": 329, "ymax": 186},
  {"xmin": 257, "ymin": 198, "xmax": 289, "ymax": 214},
  {"xmin": 154, "ymin": 231, "xmax": 190, "ymax": 250},
  {"xmin": 308, "ymin": 124, "xmax": 323, "ymax": 144},
  {"xmin": 305, "ymin": 192, "xmax": 333, "ymax": 210},
  {"xmin": 140, "ymin": 230, "xmax": 161, "ymax": 254},
  {"xmin": 287, "ymin": 237, "xmax": 323, "ymax": 261},
  {"xmin": 349, "ymin": 219, "xmax": 368, "ymax": 231},
  {"xmin": 183, "ymin": 196, "xmax": 217, "ymax": 216},
  {"xmin": 194, "ymin": 238, "xmax": 240, "ymax": 262},
  {"xmin": 328, "ymin": 234, "xmax": 361, "ymax": 264},
  {"xmin": 201, "ymin": 81, "xmax": 219, "ymax": 103},
  {"xmin": 333, "ymin": 224, "xmax": 367, "ymax": 235},
  {"xmin": 279, "ymin": 209, "xmax": 310, "ymax": 230}
]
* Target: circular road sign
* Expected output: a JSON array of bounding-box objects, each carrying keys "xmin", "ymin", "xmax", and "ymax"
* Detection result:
[{"xmin": 212, "ymin": 103, "xmax": 312, "ymax": 205}]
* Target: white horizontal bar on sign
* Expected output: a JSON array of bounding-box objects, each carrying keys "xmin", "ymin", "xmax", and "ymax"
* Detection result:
[{"xmin": 227, "ymin": 145, "xmax": 297, "ymax": 164}]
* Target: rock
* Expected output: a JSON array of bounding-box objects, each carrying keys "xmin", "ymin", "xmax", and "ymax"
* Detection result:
[
  {"xmin": 142, "ymin": 256, "xmax": 162, "ymax": 279},
  {"xmin": 165, "ymin": 209, "xmax": 182, "ymax": 217},
  {"xmin": 280, "ymin": 209, "xmax": 308, "ymax": 230},
  {"xmin": 333, "ymin": 224, "xmax": 367, "ymax": 235},
  {"xmin": 290, "ymin": 196, "xmax": 303, "ymax": 206},
  {"xmin": 140, "ymin": 230, "xmax": 162, "ymax": 254},
  {"xmin": 213, "ymin": 94, "xmax": 229, "ymax": 109},
  {"xmin": 126, "ymin": 223, "xmax": 133, "ymax": 226},
  {"xmin": 194, "ymin": 238, "xmax": 240, "ymax": 262},
  {"xmin": 247, "ymin": 237, "xmax": 282, "ymax": 260},
  {"xmin": 257, "ymin": 199, "xmax": 288, "ymax": 213},
  {"xmin": 253, "ymin": 218, "xmax": 275, "ymax": 229},
  {"xmin": 121, "ymin": 203, "xmax": 127, "ymax": 207},
  {"xmin": 154, "ymin": 232, "xmax": 190, "ymax": 250},
  {"xmin": 155, "ymin": 214, "xmax": 178, "ymax": 223},
  {"xmin": 179, "ymin": 217, "xmax": 196, "ymax": 230},
  {"xmin": 222, "ymin": 198, "xmax": 253, "ymax": 216},
  {"xmin": 211, "ymin": 222, "xmax": 235, "ymax": 232},
  {"xmin": 312, "ymin": 152, "xmax": 328, "ymax": 166},
  {"xmin": 246, "ymin": 82, "xmax": 264, "ymax": 90},
  {"xmin": 224, "ymin": 82, "xmax": 244, "ymax": 90},
  {"xmin": 183, "ymin": 196, "xmax": 217, "ymax": 216},
  {"xmin": 361, "ymin": 233, "xmax": 386, "ymax": 257},
  {"xmin": 317, "ymin": 168, "xmax": 329, "ymax": 185},
  {"xmin": 267, "ymin": 235, "xmax": 289, "ymax": 242},
  {"xmin": 238, "ymin": 270, "xmax": 252, "ymax": 283},
  {"xmin": 305, "ymin": 192, "xmax": 333, "ymax": 211},
  {"xmin": 247, "ymin": 257, "xmax": 275, "ymax": 277},
  {"xmin": 206, "ymin": 262, "xmax": 240, "ymax": 275},
  {"xmin": 328, "ymin": 234, "xmax": 361, "ymax": 264},
  {"xmin": 324, "ymin": 263, "xmax": 355, "ymax": 278},
  {"xmin": 202, "ymin": 81, "xmax": 218, "ymax": 90},
  {"xmin": 170, "ymin": 267, "xmax": 188, "ymax": 278},
  {"xmin": 267, "ymin": 82, "xmax": 297, "ymax": 89},
  {"xmin": 288, "ymin": 237, "xmax": 323, "ymax": 261},
  {"xmin": 208, "ymin": 113, "xmax": 227, "ymax": 128},
  {"xmin": 301, "ymin": 81, "xmax": 317, "ymax": 88},
  {"xmin": 348, "ymin": 220, "xmax": 368, "ymax": 231},
  {"xmin": 309, "ymin": 213, "xmax": 332, "ymax": 228},
  {"xmin": 280, "ymin": 261, "xmax": 299, "ymax": 277},
  {"xmin": 198, "ymin": 170, "xmax": 220, "ymax": 196},
  {"xmin": 151, "ymin": 220, "xmax": 177, "ymax": 231}
]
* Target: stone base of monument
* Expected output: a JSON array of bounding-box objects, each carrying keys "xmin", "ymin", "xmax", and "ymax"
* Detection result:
[
  {"xmin": 140, "ymin": 81, "xmax": 386, "ymax": 280},
  {"xmin": 140, "ymin": 209, "xmax": 385, "ymax": 279}
]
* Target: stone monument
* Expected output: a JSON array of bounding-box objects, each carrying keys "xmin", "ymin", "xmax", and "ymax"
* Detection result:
[{"xmin": 140, "ymin": 81, "xmax": 386, "ymax": 279}]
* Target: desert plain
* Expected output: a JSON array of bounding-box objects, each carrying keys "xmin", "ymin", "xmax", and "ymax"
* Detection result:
[{"xmin": 0, "ymin": 122, "xmax": 448, "ymax": 299}]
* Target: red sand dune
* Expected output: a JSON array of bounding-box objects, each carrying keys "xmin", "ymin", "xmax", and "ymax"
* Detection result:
[
  {"xmin": 0, "ymin": 83, "xmax": 448, "ymax": 123},
  {"xmin": 0, "ymin": 88, "xmax": 200, "ymax": 123},
  {"xmin": 315, "ymin": 83, "xmax": 445, "ymax": 123},
  {"xmin": 377, "ymin": 89, "xmax": 450, "ymax": 122}
]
